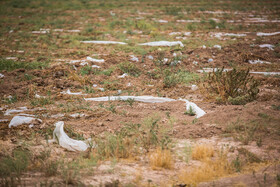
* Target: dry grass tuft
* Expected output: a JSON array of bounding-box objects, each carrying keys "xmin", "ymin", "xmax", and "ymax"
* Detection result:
[
  {"xmin": 192, "ymin": 144, "xmax": 214, "ymax": 161},
  {"xmin": 149, "ymin": 148, "xmax": 173, "ymax": 170},
  {"xmin": 179, "ymin": 153, "xmax": 233, "ymax": 186}
]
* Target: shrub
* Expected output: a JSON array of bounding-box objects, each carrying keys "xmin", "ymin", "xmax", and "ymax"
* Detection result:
[
  {"xmin": 204, "ymin": 68, "xmax": 259, "ymax": 104},
  {"xmin": 118, "ymin": 62, "xmax": 141, "ymax": 77}
]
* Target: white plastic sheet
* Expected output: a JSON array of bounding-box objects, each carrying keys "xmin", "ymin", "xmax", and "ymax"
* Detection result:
[
  {"xmin": 9, "ymin": 115, "xmax": 42, "ymax": 128},
  {"xmin": 139, "ymin": 41, "xmax": 184, "ymax": 47},
  {"xmin": 87, "ymin": 56, "xmax": 105, "ymax": 63},
  {"xmin": 248, "ymin": 59, "xmax": 271, "ymax": 64},
  {"xmin": 0, "ymin": 73, "xmax": 4, "ymax": 79},
  {"xmin": 84, "ymin": 96, "xmax": 206, "ymax": 118},
  {"xmin": 60, "ymin": 89, "xmax": 86, "ymax": 95},
  {"xmin": 257, "ymin": 32, "xmax": 280, "ymax": 36},
  {"xmin": 50, "ymin": 121, "xmax": 88, "ymax": 152},
  {"xmin": 259, "ymin": 44, "xmax": 274, "ymax": 50}
]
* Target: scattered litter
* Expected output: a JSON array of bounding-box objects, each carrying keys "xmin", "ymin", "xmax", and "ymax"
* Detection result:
[
  {"xmin": 0, "ymin": 119, "xmax": 9, "ymax": 123},
  {"xmin": 259, "ymin": 44, "xmax": 274, "ymax": 50},
  {"xmin": 130, "ymin": 55, "xmax": 139, "ymax": 62},
  {"xmin": 117, "ymin": 90, "xmax": 122, "ymax": 94},
  {"xmin": 67, "ymin": 30, "xmax": 80, "ymax": 33},
  {"xmin": 92, "ymin": 65, "xmax": 100, "ymax": 68},
  {"xmin": 110, "ymin": 11, "xmax": 116, "ymax": 16},
  {"xmin": 9, "ymin": 115, "xmax": 42, "ymax": 128},
  {"xmin": 98, "ymin": 88, "xmax": 105, "ymax": 91},
  {"xmin": 9, "ymin": 30, "xmax": 13, "ymax": 33},
  {"xmin": 139, "ymin": 41, "xmax": 184, "ymax": 47},
  {"xmin": 118, "ymin": 73, "xmax": 128, "ymax": 78},
  {"xmin": 6, "ymin": 57, "xmax": 18, "ymax": 60},
  {"xmin": 157, "ymin": 19, "xmax": 168, "ymax": 23},
  {"xmin": 4, "ymin": 107, "xmax": 28, "ymax": 116},
  {"xmin": 127, "ymin": 83, "xmax": 132, "ymax": 87},
  {"xmin": 60, "ymin": 89, "xmax": 86, "ymax": 95},
  {"xmin": 35, "ymin": 94, "xmax": 45, "ymax": 98},
  {"xmin": 192, "ymin": 61, "xmax": 198, "ymax": 65},
  {"xmin": 169, "ymin": 32, "xmax": 182, "ymax": 36},
  {"xmin": 31, "ymin": 30, "xmax": 49, "ymax": 34},
  {"xmin": 208, "ymin": 58, "xmax": 214, "ymax": 63},
  {"xmin": 179, "ymin": 99, "xmax": 206, "ymax": 118},
  {"xmin": 147, "ymin": 55, "xmax": 154, "ymax": 60},
  {"xmin": 249, "ymin": 72, "xmax": 280, "ymax": 75},
  {"xmin": 68, "ymin": 60, "xmax": 85, "ymax": 64},
  {"xmin": 81, "ymin": 41, "xmax": 127, "ymax": 45},
  {"xmin": 80, "ymin": 61, "xmax": 88, "ymax": 66},
  {"xmin": 248, "ymin": 59, "xmax": 271, "ymax": 64},
  {"xmin": 0, "ymin": 73, "xmax": 4, "ymax": 79},
  {"xmin": 212, "ymin": 32, "xmax": 247, "ymax": 38},
  {"xmin": 93, "ymin": 84, "xmax": 98, "ymax": 87},
  {"xmin": 70, "ymin": 113, "xmax": 86, "ymax": 118},
  {"xmin": 49, "ymin": 121, "xmax": 89, "ymax": 152},
  {"xmin": 256, "ymin": 32, "xmax": 280, "ymax": 36},
  {"xmin": 213, "ymin": 45, "xmax": 222, "ymax": 49},
  {"xmin": 175, "ymin": 36, "xmax": 187, "ymax": 40},
  {"xmin": 191, "ymin": 85, "xmax": 198, "ymax": 91},
  {"xmin": 87, "ymin": 57, "xmax": 105, "ymax": 63},
  {"xmin": 202, "ymin": 45, "xmax": 206, "ymax": 49},
  {"xmin": 197, "ymin": 68, "xmax": 232, "ymax": 73},
  {"xmin": 85, "ymin": 96, "xmax": 205, "ymax": 118},
  {"xmin": 176, "ymin": 19, "xmax": 200, "ymax": 23}
]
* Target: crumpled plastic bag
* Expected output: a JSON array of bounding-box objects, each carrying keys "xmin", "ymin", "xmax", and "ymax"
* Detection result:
[
  {"xmin": 9, "ymin": 115, "xmax": 42, "ymax": 128},
  {"xmin": 49, "ymin": 121, "xmax": 89, "ymax": 152}
]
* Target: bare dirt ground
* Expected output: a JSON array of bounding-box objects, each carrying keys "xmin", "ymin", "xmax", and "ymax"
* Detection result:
[{"xmin": 0, "ymin": 0, "xmax": 280, "ymax": 186}]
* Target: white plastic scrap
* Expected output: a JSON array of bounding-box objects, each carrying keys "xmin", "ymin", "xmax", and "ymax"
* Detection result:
[
  {"xmin": 259, "ymin": 44, "xmax": 274, "ymax": 50},
  {"xmin": 197, "ymin": 68, "xmax": 232, "ymax": 73},
  {"xmin": 31, "ymin": 30, "xmax": 49, "ymax": 34},
  {"xmin": 249, "ymin": 72, "xmax": 280, "ymax": 75},
  {"xmin": 6, "ymin": 57, "xmax": 18, "ymax": 60},
  {"xmin": 130, "ymin": 55, "xmax": 139, "ymax": 62},
  {"xmin": 92, "ymin": 65, "xmax": 100, "ymax": 68},
  {"xmin": 179, "ymin": 99, "xmax": 206, "ymax": 118},
  {"xmin": 139, "ymin": 41, "xmax": 184, "ymax": 47},
  {"xmin": 60, "ymin": 89, "xmax": 86, "ymax": 96},
  {"xmin": 69, "ymin": 113, "xmax": 86, "ymax": 118},
  {"xmin": 86, "ymin": 56, "xmax": 105, "ymax": 63},
  {"xmin": 256, "ymin": 32, "xmax": 280, "ymax": 36},
  {"xmin": 84, "ymin": 96, "xmax": 206, "ymax": 118},
  {"xmin": 4, "ymin": 107, "xmax": 28, "ymax": 116},
  {"xmin": 81, "ymin": 41, "xmax": 127, "ymax": 45},
  {"xmin": 49, "ymin": 121, "xmax": 88, "ymax": 152},
  {"xmin": 118, "ymin": 73, "xmax": 128, "ymax": 78},
  {"xmin": 248, "ymin": 59, "xmax": 271, "ymax": 64},
  {"xmin": 157, "ymin": 20, "xmax": 168, "ymax": 23},
  {"xmin": 147, "ymin": 55, "xmax": 154, "ymax": 60},
  {"xmin": 80, "ymin": 61, "xmax": 88, "ymax": 66},
  {"xmin": 213, "ymin": 45, "xmax": 222, "ymax": 49},
  {"xmin": 192, "ymin": 61, "xmax": 198, "ymax": 65},
  {"xmin": 9, "ymin": 115, "xmax": 42, "ymax": 128},
  {"xmin": 208, "ymin": 58, "xmax": 214, "ymax": 63},
  {"xmin": 191, "ymin": 85, "xmax": 198, "ymax": 91},
  {"xmin": 0, "ymin": 73, "xmax": 4, "ymax": 79}
]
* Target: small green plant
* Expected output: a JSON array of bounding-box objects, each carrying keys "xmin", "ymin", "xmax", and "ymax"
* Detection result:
[
  {"xmin": 0, "ymin": 58, "xmax": 48, "ymax": 71},
  {"xmin": 84, "ymin": 86, "xmax": 95, "ymax": 93},
  {"xmin": 124, "ymin": 98, "xmax": 135, "ymax": 107},
  {"xmin": 232, "ymin": 156, "xmax": 242, "ymax": 172},
  {"xmin": 80, "ymin": 65, "xmax": 92, "ymax": 75},
  {"xmin": 184, "ymin": 106, "xmax": 196, "ymax": 116},
  {"xmin": 118, "ymin": 62, "xmax": 141, "ymax": 77},
  {"xmin": 204, "ymin": 68, "xmax": 259, "ymax": 104},
  {"xmin": 31, "ymin": 97, "xmax": 53, "ymax": 106}
]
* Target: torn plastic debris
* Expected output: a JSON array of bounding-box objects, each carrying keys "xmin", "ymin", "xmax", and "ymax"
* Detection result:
[
  {"xmin": 179, "ymin": 99, "xmax": 206, "ymax": 118},
  {"xmin": 256, "ymin": 32, "xmax": 280, "ymax": 36},
  {"xmin": 0, "ymin": 73, "xmax": 4, "ymax": 79},
  {"xmin": 49, "ymin": 121, "xmax": 89, "ymax": 152},
  {"xmin": 259, "ymin": 44, "xmax": 274, "ymax": 50},
  {"xmin": 118, "ymin": 73, "xmax": 128, "ymax": 78},
  {"xmin": 70, "ymin": 113, "xmax": 86, "ymax": 118},
  {"xmin": 60, "ymin": 89, "xmax": 86, "ymax": 95},
  {"xmin": 9, "ymin": 115, "xmax": 42, "ymax": 128},
  {"xmin": 249, "ymin": 72, "xmax": 280, "ymax": 76},
  {"xmin": 147, "ymin": 55, "xmax": 154, "ymax": 60},
  {"xmin": 213, "ymin": 45, "xmax": 222, "ymax": 50},
  {"xmin": 92, "ymin": 65, "xmax": 101, "ymax": 68},
  {"xmin": 248, "ymin": 59, "xmax": 271, "ymax": 64},
  {"xmin": 139, "ymin": 41, "xmax": 184, "ymax": 47},
  {"xmin": 80, "ymin": 61, "xmax": 88, "ymax": 66},
  {"xmin": 197, "ymin": 68, "xmax": 232, "ymax": 73},
  {"xmin": 4, "ymin": 107, "xmax": 28, "ymax": 116},
  {"xmin": 129, "ymin": 55, "xmax": 139, "ymax": 62},
  {"xmin": 84, "ymin": 96, "xmax": 206, "ymax": 118},
  {"xmin": 81, "ymin": 41, "xmax": 127, "ymax": 45},
  {"xmin": 157, "ymin": 19, "xmax": 168, "ymax": 23},
  {"xmin": 191, "ymin": 85, "xmax": 198, "ymax": 91},
  {"xmin": 208, "ymin": 58, "xmax": 214, "ymax": 63},
  {"xmin": 87, "ymin": 57, "xmax": 105, "ymax": 63}
]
